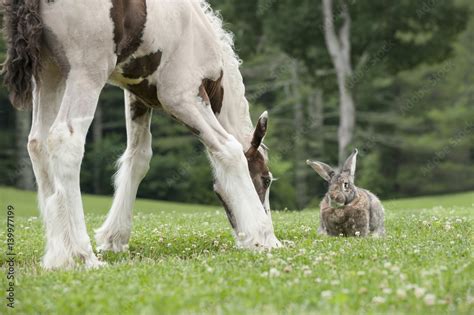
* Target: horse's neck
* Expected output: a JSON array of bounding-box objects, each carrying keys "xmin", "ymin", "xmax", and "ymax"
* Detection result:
[{"xmin": 217, "ymin": 70, "xmax": 254, "ymax": 150}]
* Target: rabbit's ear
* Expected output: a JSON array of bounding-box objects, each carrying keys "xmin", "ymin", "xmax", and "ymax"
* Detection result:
[
  {"xmin": 342, "ymin": 149, "xmax": 358, "ymax": 180},
  {"xmin": 306, "ymin": 160, "xmax": 335, "ymax": 182}
]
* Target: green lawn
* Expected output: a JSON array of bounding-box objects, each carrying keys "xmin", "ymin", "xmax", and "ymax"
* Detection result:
[{"xmin": 0, "ymin": 187, "xmax": 473, "ymax": 314}]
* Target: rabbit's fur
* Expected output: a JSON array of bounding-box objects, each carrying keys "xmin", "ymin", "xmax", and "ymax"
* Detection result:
[{"xmin": 306, "ymin": 149, "xmax": 385, "ymax": 237}]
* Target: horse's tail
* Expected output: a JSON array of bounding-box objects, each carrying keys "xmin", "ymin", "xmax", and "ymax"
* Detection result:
[{"xmin": 2, "ymin": 0, "xmax": 43, "ymax": 110}]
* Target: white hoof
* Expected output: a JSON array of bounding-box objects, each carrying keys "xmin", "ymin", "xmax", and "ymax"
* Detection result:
[
  {"xmin": 84, "ymin": 255, "xmax": 107, "ymax": 269},
  {"xmin": 237, "ymin": 231, "xmax": 282, "ymax": 250},
  {"xmin": 42, "ymin": 252, "xmax": 75, "ymax": 270},
  {"xmin": 95, "ymin": 228, "xmax": 130, "ymax": 253},
  {"xmin": 262, "ymin": 234, "xmax": 282, "ymax": 249}
]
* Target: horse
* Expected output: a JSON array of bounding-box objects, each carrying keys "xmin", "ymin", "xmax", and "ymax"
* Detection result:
[{"xmin": 2, "ymin": 0, "xmax": 281, "ymax": 270}]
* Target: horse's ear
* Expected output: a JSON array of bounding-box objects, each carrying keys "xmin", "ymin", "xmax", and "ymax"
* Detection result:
[{"xmin": 246, "ymin": 111, "xmax": 268, "ymax": 158}]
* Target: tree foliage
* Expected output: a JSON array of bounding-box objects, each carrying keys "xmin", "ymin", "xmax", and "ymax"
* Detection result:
[{"xmin": 0, "ymin": 1, "xmax": 472, "ymax": 209}]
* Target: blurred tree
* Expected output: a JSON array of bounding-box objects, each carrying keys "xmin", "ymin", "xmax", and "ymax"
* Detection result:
[
  {"xmin": 261, "ymin": 0, "xmax": 469, "ymax": 165},
  {"xmin": 0, "ymin": 1, "xmax": 472, "ymax": 209}
]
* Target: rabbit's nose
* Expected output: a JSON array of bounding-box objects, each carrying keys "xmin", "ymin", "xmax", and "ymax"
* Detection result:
[{"xmin": 330, "ymin": 192, "xmax": 345, "ymax": 204}]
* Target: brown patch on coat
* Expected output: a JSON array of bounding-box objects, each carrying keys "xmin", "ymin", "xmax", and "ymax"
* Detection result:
[
  {"xmin": 2, "ymin": 0, "xmax": 44, "ymax": 110},
  {"xmin": 127, "ymin": 80, "xmax": 161, "ymax": 108},
  {"xmin": 130, "ymin": 100, "xmax": 150, "ymax": 121},
  {"xmin": 122, "ymin": 50, "xmax": 162, "ymax": 79},
  {"xmin": 42, "ymin": 27, "xmax": 70, "ymax": 76},
  {"xmin": 199, "ymin": 71, "xmax": 224, "ymax": 114},
  {"xmin": 246, "ymin": 150, "xmax": 271, "ymax": 206},
  {"xmin": 215, "ymin": 192, "xmax": 237, "ymax": 229},
  {"xmin": 169, "ymin": 114, "xmax": 201, "ymax": 136},
  {"xmin": 110, "ymin": 0, "xmax": 147, "ymax": 63}
]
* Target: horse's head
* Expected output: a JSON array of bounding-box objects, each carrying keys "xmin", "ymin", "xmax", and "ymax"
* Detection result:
[{"xmin": 245, "ymin": 111, "xmax": 273, "ymax": 213}]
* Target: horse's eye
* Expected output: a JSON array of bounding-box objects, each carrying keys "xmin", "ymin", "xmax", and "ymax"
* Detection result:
[{"xmin": 262, "ymin": 177, "xmax": 272, "ymax": 188}]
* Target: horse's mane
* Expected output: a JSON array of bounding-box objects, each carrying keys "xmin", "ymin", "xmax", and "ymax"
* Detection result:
[
  {"xmin": 199, "ymin": 1, "xmax": 255, "ymax": 143},
  {"xmin": 199, "ymin": 1, "xmax": 242, "ymax": 76}
]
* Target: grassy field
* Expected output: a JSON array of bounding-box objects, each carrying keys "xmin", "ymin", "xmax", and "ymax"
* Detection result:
[{"xmin": 0, "ymin": 187, "xmax": 473, "ymax": 314}]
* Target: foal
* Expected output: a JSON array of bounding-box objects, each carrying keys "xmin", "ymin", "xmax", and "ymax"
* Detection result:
[{"xmin": 3, "ymin": 0, "xmax": 281, "ymax": 269}]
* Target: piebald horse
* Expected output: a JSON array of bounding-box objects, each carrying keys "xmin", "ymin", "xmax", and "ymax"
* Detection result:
[{"xmin": 3, "ymin": 0, "xmax": 281, "ymax": 269}]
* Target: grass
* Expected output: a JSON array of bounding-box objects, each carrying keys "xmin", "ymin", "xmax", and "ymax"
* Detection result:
[{"xmin": 0, "ymin": 187, "xmax": 473, "ymax": 314}]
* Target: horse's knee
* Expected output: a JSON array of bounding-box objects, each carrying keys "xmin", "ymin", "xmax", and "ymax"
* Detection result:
[
  {"xmin": 27, "ymin": 137, "xmax": 44, "ymax": 160},
  {"xmin": 214, "ymin": 136, "xmax": 246, "ymax": 168},
  {"xmin": 134, "ymin": 144, "xmax": 152, "ymax": 178},
  {"xmin": 47, "ymin": 123, "xmax": 85, "ymax": 170},
  {"xmin": 119, "ymin": 134, "xmax": 153, "ymax": 180}
]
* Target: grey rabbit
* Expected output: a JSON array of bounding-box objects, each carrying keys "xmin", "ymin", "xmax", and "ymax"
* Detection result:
[{"xmin": 306, "ymin": 149, "xmax": 385, "ymax": 237}]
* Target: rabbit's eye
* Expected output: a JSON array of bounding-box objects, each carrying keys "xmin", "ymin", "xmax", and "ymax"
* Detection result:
[{"xmin": 343, "ymin": 182, "xmax": 349, "ymax": 190}]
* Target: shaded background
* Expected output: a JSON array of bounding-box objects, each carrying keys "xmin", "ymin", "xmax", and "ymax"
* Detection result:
[{"xmin": 0, "ymin": 0, "xmax": 473, "ymax": 210}]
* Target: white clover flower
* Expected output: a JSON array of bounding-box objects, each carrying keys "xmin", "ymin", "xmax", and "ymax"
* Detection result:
[
  {"xmin": 414, "ymin": 287, "xmax": 426, "ymax": 298},
  {"xmin": 405, "ymin": 283, "xmax": 415, "ymax": 290},
  {"xmin": 321, "ymin": 290, "xmax": 332, "ymax": 299},
  {"xmin": 424, "ymin": 294, "xmax": 436, "ymax": 305},
  {"xmin": 372, "ymin": 296, "xmax": 386, "ymax": 304},
  {"xmin": 456, "ymin": 218, "xmax": 462, "ymax": 223},
  {"xmin": 383, "ymin": 288, "xmax": 392, "ymax": 295},
  {"xmin": 269, "ymin": 268, "xmax": 280, "ymax": 277},
  {"xmin": 355, "ymin": 231, "xmax": 361, "ymax": 237},
  {"xmin": 396, "ymin": 289, "xmax": 407, "ymax": 299}
]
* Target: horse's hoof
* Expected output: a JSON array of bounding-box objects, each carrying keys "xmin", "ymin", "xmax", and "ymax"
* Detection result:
[
  {"xmin": 95, "ymin": 229, "xmax": 130, "ymax": 253},
  {"xmin": 85, "ymin": 255, "xmax": 107, "ymax": 269}
]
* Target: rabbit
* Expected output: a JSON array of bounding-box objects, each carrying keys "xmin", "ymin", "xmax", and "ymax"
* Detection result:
[{"xmin": 306, "ymin": 149, "xmax": 385, "ymax": 237}]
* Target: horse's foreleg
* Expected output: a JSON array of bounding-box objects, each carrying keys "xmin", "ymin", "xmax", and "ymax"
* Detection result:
[
  {"xmin": 161, "ymin": 92, "xmax": 281, "ymax": 250},
  {"xmin": 96, "ymin": 91, "xmax": 152, "ymax": 252},
  {"xmin": 42, "ymin": 69, "xmax": 107, "ymax": 270},
  {"xmin": 28, "ymin": 62, "xmax": 65, "ymax": 216}
]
